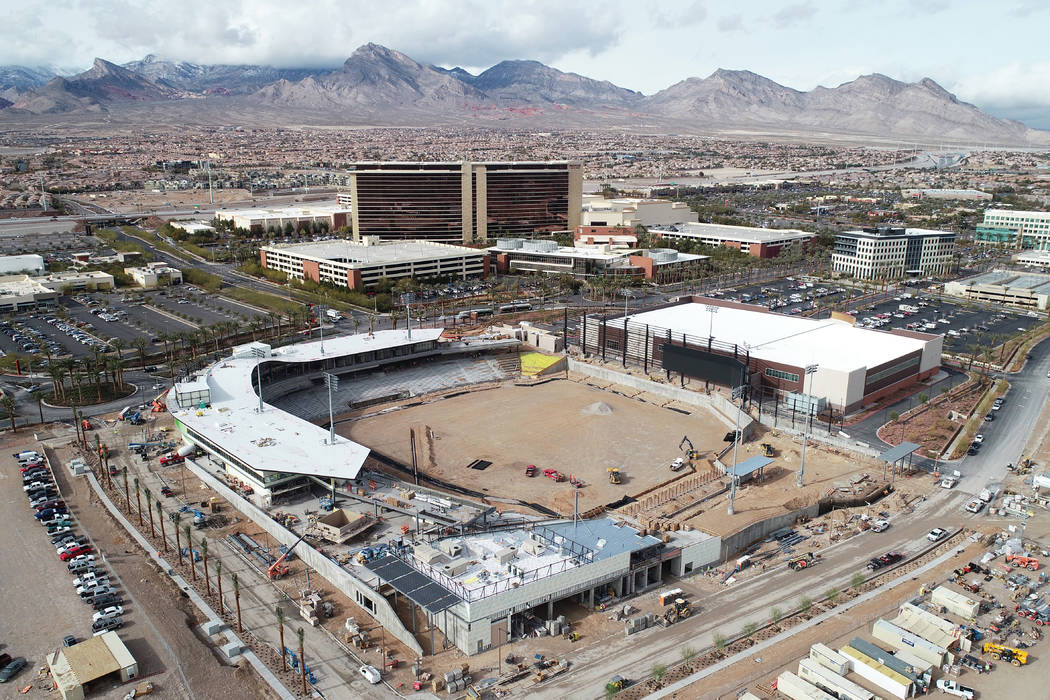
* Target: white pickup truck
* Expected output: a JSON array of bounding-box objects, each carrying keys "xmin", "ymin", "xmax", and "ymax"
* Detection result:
[
  {"xmin": 940, "ymin": 470, "xmax": 961, "ymax": 489},
  {"xmin": 936, "ymin": 679, "xmax": 974, "ymax": 699}
]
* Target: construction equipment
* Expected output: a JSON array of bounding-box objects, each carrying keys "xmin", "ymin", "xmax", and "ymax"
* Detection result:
[
  {"xmin": 268, "ymin": 531, "xmax": 307, "ymax": 579},
  {"xmin": 787, "ymin": 552, "xmax": 816, "ymax": 571},
  {"xmin": 1007, "ymin": 553, "xmax": 1040, "ymax": 571},
  {"xmin": 81, "ymin": 418, "xmax": 92, "ymax": 431},
  {"xmin": 543, "ymin": 468, "xmax": 565, "ymax": 482},
  {"xmin": 606, "ymin": 675, "xmax": 628, "ymax": 693},
  {"xmin": 761, "ymin": 443, "xmax": 775, "ymax": 457},
  {"xmin": 679, "ymin": 435, "xmax": 700, "ymax": 460},
  {"xmin": 663, "ymin": 597, "xmax": 692, "ymax": 624},
  {"xmin": 983, "ymin": 641, "xmax": 1029, "ymax": 666},
  {"xmin": 607, "ymin": 467, "xmax": 622, "ymax": 485}
]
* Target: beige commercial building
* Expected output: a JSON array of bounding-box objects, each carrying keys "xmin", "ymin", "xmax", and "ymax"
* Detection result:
[
  {"xmin": 581, "ymin": 195, "xmax": 697, "ymax": 229},
  {"xmin": 214, "ymin": 204, "xmax": 351, "ymax": 233},
  {"xmin": 831, "ymin": 226, "xmax": 955, "ymax": 280},
  {"xmin": 344, "ymin": 161, "xmax": 582, "ymax": 243},
  {"xmin": 124, "ymin": 262, "xmax": 183, "ymax": 289},
  {"xmin": 0, "ymin": 271, "xmax": 115, "ymax": 312},
  {"xmin": 944, "ymin": 269, "xmax": 1050, "ymax": 311}
]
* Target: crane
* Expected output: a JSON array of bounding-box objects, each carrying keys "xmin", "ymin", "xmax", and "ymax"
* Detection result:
[{"xmin": 268, "ymin": 531, "xmax": 308, "ymax": 579}]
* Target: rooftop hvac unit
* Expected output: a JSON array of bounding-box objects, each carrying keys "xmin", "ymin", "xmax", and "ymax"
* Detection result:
[
  {"xmin": 439, "ymin": 540, "xmax": 462, "ymax": 558},
  {"xmin": 522, "ymin": 539, "xmax": 544, "ymax": 555},
  {"xmin": 496, "ymin": 238, "xmax": 524, "ymax": 250},
  {"xmin": 496, "ymin": 547, "xmax": 517, "ymax": 564},
  {"xmin": 522, "ymin": 239, "xmax": 557, "ymax": 253},
  {"xmin": 443, "ymin": 558, "xmax": 471, "ymax": 576}
]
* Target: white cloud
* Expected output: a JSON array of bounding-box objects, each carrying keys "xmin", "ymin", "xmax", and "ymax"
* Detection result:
[{"xmin": 950, "ymin": 62, "xmax": 1050, "ymax": 111}]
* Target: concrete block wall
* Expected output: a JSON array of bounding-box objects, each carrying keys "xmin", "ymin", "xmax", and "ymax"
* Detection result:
[
  {"xmin": 718, "ymin": 502, "xmax": 821, "ymax": 560},
  {"xmin": 183, "ymin": 458, "xmax": 424, "ymax": 656}
]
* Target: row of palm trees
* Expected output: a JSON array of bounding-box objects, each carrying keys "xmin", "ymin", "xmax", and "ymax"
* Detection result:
[
  {"xmin": 46, "ymin": 345, "xmax": 128, "ymax": 404},
  {"xmin": 107, "ymin": 467, "xmax": 310, "ymax": 694}
]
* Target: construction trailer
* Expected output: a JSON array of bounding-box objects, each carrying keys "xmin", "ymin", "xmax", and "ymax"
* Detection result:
[
  {"xmin": 809, "ymin": 643, "xmax": 851, "ymax": 676},
  {"xmin": 796, "ymin": 658, "xmax": 876, "ymax": 700},
  {"xmin": 839, "ymin": 644, "xmax": 914, "ymax": 699},
  {"xmin": 776, "ymin": 671, "xmax": 837, "ymax": 700},
  {"xmin": 891, "ymin": 602, "xmax": 967, "ymax": 653},
  {"xmin": 931, "ymin": 586, "xmax": 980, "ymax": 619},
  {"xmin": 872, "ymin": 620, "xmax": 951, "ymax": 668},
  {"xmin": 847, "ymin": 637, "xmax": 930, "ymax": 696}
]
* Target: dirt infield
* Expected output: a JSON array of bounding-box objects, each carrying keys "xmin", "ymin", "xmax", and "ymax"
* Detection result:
[{"xmin": 342, "ymin": 380, "xmax": 731, "ymax": 516}]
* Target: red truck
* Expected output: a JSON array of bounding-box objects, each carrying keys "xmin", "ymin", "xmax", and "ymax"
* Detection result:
[
  {"xmin": 525, "ymin": 464, "xmax": 536, "ymax": 477},
  {"xmin": 543, "ymin": 468, "xmax": 565, "ymax": 482},
  {"xmin": 159, "ymin": 453, "xmax": 185, "ymax": 467}
]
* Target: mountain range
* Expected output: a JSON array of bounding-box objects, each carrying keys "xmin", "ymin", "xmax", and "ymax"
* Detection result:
[{"xmin": 0, "ymin": 43, "xmax": 1044, "ymax": 145}]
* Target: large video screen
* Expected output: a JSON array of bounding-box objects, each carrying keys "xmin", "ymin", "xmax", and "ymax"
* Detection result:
[{"xmin": 660, "ymin": 343, "xmax": 747, "ymax": 387}]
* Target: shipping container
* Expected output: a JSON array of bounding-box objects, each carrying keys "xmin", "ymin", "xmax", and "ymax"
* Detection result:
[
  {"xmin": 931, "ymin": 586, "xmax": 980, "ymax": 619},
  {"xmin": 777, "ymin": 671, "xmax": 837, "ymax": 700},
  {"xmin": 797, "ymin": 658, "xmax": 876, "ymax": 700},
  {"xmin": 839, "ymin": 644, "xmax": 913, "ymax": 699},
  {"xmin": 810, "ymin": 643, "xmax": 851, "ymax": 676},
  {"xmin": 871, "ymin": 620, "xmax": 948, "ymax": 668}
]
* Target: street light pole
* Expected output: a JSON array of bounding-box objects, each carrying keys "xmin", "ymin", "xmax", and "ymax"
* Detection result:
[
  {"xmin": 797, "ymin": 363, "xmax": 819, "ymax": 488},
  {"xmin": 323, "ymin": 373, "xmax": 339, "ymax": 445},
  {"xmin": 727, "ymin": 384, "xmax": 746, "ymax": 515}
]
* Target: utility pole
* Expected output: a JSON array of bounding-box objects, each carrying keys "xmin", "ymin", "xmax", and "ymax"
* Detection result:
[
  {"xmin": 727, "ymin": 384, "xmax": 746, "ymax": 516},
  {"xmin": 206, "ymin": 160, "xmax": 214, "ymax": 205},
  {"xmin": 251, "ymin": 346, "xmax": 266, "ymax": 412}
]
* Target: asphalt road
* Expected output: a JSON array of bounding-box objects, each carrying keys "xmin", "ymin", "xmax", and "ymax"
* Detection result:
[{"xmin": 955, "ymin": 334, "xmax": 1050, "ymax": 494}]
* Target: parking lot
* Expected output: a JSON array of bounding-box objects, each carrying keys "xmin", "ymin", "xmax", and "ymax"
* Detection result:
[
  {"xmin": 0, "ymin": 286, "xmax": 271, "ymax": 362},
  {"xmin": 710, "ymin": 275, "xmax": 866, "ymax": 316},
  {"xmin": 0, "ymin": 443, "xmax": 131, "ymax": 688}
]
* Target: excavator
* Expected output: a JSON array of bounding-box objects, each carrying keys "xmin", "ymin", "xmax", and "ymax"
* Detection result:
[
  {"xmin": 607, "ymin": 468, "xmax": 623, "ymax": 485},
  {"xmin": 268, "ymin": 531, "xmax": 308, "ymax": 580},
  {"xmin": 679, "ymin": 436, "xmax": 700, "ymax": 460}
]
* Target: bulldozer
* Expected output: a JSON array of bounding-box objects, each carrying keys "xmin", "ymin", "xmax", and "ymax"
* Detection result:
[
  {"xmin": 983, "ymin": 641, "xmax": 1029, "ymax": 666},
  {"xmin": 761, "ymin": 443, "xmax": 775, "ymax": 457},
  {"xmin": 663, "ymin": 597, "xmax": 692, "ymax": 624},
  {"xmin": 607, "ymin": 467, "xmax": 622, "ymax": 485}
]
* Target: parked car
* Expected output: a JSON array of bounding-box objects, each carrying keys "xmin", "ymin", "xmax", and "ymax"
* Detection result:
[
  {"xmin": 62, "ymin": 635, "xmax": 77, "ymax": 647},
  {"xmin": 66, "ymin": 554, "xmax": 95, "ymax": 569},
  {"xmin": 0, "ymin": 657, "xmax": 27, "ymax": 683},
  {"xmin": 92, "ymin": 605, "xmax": 124, "ymax": 623},
  {"xmin": 973, "ymin": 434, "xmax": 985, "ymax": 444},
  {"xmin": 869, "ymin": 519, "xmax": 890, "ymax": 533},
  {"xmin": 359, "ymin": 665, "xmax": 382, "ymax": 684},
  {"xmin": 927, "ymin": 527, "xmax": 948, "ymax": 542},
  {"xmin": 935, "ymin": 679, "xmax": 975, "ymax": 699},
  {"xmin": 91, "ymin": 616, "xmax": 124, "ymax": 634},
  {"xmin": 60, "ymin": 545, "xmax": 92, "ymax": 561},
  {"xmin": 965, "ymin": 499, "xmax": 985, "ymax": 513},
  {"xmin": 91, "ymin": 593, "xmax": 123, "ymax": 610}
]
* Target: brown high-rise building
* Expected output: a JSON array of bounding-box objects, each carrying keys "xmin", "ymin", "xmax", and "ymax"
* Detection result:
[{"xmin": 345, "ymin": 161, "xmax": 582, "ymax": 244}]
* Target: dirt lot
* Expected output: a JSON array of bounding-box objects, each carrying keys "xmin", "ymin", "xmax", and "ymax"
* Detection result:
[
  {"xmin": 343, "ymin": 379, "xmax": 731, "ymax": 516},
  {"xmin": 31, "ymin": 431, "xmax": 277, "ymax": 700}
]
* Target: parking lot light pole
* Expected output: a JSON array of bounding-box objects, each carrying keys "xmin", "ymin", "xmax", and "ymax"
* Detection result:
[
  {"xmin": 316, "ymin": 304, "xmax": 326, "ymax": 356},
  {"xmin": 323, "ymin": 372, "xmax": 339, "ymax": 445},
  {"xmin": 797, "ymin": 363, "xmax": 819, "ymax": 488},
  {"xmin": 705, "ymin": 305, "xmax": 718, "ymax": 349},
  {"xmin": 251, "ymin": 346, "xmax": 266, "ymax": 412}
]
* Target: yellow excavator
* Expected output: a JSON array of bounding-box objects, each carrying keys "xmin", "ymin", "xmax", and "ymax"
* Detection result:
[{"xmin": 607, "ymin": 467, "xmax": 622, "ymax": 485}]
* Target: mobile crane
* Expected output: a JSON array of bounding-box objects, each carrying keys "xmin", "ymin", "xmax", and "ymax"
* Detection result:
[{"xmin": 268, "ymin": 532, "xmax": 308, "ymax": 579}]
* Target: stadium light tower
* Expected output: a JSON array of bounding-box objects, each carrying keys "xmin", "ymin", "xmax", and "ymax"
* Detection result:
[
  {"xmin": 727, "ymin": 383, "xmax": 747, "ymax": 516},
  {"xmin": 251, "ymin": 346, "xmax": 267, "ymax": 412},
  {"xmin": 797, "ymin": 364, "xmax": 819, "ymax": 488},
  {"xmin": 704, "ymin": 305, "xmax": 718, "ymax": 347},
  {"xmin": 323, "ymin": 372, "xmax": 339, "ymax": 445}
]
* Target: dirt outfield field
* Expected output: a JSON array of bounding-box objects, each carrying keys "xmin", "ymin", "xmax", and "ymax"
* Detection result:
[{"xmin": 343, "ymin": 380, "xmax": 732, "ymax": 516}]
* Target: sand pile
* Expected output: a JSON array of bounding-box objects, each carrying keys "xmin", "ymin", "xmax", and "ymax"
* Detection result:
[{"xmin": 582, "ymin": 401, "xmax": 613, "ymax": 416}]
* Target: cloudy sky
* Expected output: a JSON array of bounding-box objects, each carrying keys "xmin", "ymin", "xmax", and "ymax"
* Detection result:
[{"xmin": 8, "ymin": 0, "xmax": 1050, "ymax": 127}]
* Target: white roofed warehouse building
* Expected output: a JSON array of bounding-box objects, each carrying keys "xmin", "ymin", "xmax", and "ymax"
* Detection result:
[
  {"xmin": 489, "ymin": 238, "xmax": 708, "ymax": 283},
  {"xmin": 580, "ymin": 298, "xmax": 942, "ymax": 414},
  {"xmin": 581, "ymin": 194, "xmax": 698, "ymax": 228},
  {"xmin": 831, "ymin": 226, "xmax": 955, "ymax": 280},
  {"xmin": 260, "ymin": 237, "xmax": 489, "ymax": 290},
  {"xmin": 648, "ymin": 222, "xmax": 815, "ymax": 259},
  {"xmin": 214, "ymin": 203, "xmax": 351, "ymax": 233}
]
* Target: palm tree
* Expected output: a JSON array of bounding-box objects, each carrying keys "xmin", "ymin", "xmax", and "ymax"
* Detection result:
[
  {"xmin": 1, "ymin": 394, "xmax": 15, "ymax": 432},
  {"xmin": 297, "ymin": 627, "xmax": 306, "ymax": 694},
  {"xmin": 110, "ymin": 336, "xmax": 126, "ymax": 361},
  {"xmin": 201, "ymin": 537, "xmax": 210, "ymax": 595},
  {"xmin": 157, "ymin": 500, "xmax": 168, "ymax": 552},
  {"xmin": 48, "ymin": 365, "xmax": 66, "ymax": 402},
  {"xmin": 233, "ymin": 575, "xmax": 242, "ymax": 633},
  {"xmin": 216, "ymin": 559, "xmax": 224, "ymax": 614},
  {"xmin": 174, "ymin": 513, "xmax": 183, "ymax": 565},
  {"xmin": 145, "ymin": 488, "xmax": 155, "ymax": 538},
  {"xmin": 133, "ymin": 337, "xmax": 148, "ymax": 369},
  {"xmin": 276, "ymin": 606, "xmax": 287, "ymax": 671},
  {"xmin": 91, "ymin": 347, "xmax": 105, "ymax": 401},
  {"xmin": 134, "ymin": 477, "xmax": 143, "ymax": 526},
  {"xmin": 184, "ymin": 525, "xmax": 195, "ymax": 580}
]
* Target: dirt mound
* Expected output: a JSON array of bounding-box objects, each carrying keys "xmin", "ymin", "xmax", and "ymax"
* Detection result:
[{"xmin": 582, "ymin": 401, "xmax": 613, "ymax": 416}]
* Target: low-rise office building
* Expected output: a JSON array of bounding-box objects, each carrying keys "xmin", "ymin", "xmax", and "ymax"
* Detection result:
[
  {"xmin": 574, "ymin": 225, "xmax": 638, "ymax": 248},
  {"xmin": 648, "ymin": 222, "xmax": 815, "ymax": 258},
  {"xmin": 902, "ymin": 188, "xmax": 992, "ymax": 201},
  {"xmin": 581, "ymin": 194, "xmax": 698, "ymax": 229},
  {"xmin": 831, "ymin": 226, "xmax": 955, "ymax": 280},
  {"xmin": 944, "ymin": 270, "xmax": 1050, "ymax": 311},
  {"xmin": 976, "ymin": 208, "xmax": 1050, "ymax": 249},
  {"xmin": 124, "ymin": 262, "xmax": 183, "ymax": 289},
  {"xmin": 1015, "ymin": 250, "xmax": 1050, "ymax": 268},
  {"xmin": 0, "ymin": 270, "xmax": 115, "ymax": 311},
  {"xmin": 490, "ymin": 238, "xmax": 707, "ymax": 282},
  {"xmin": 260, "ymin": 237, "xmax": 489, "ymax": 289},
  {"xmin": 215, "ymin": 204, "xmax": 351, "ymax": 233}
]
